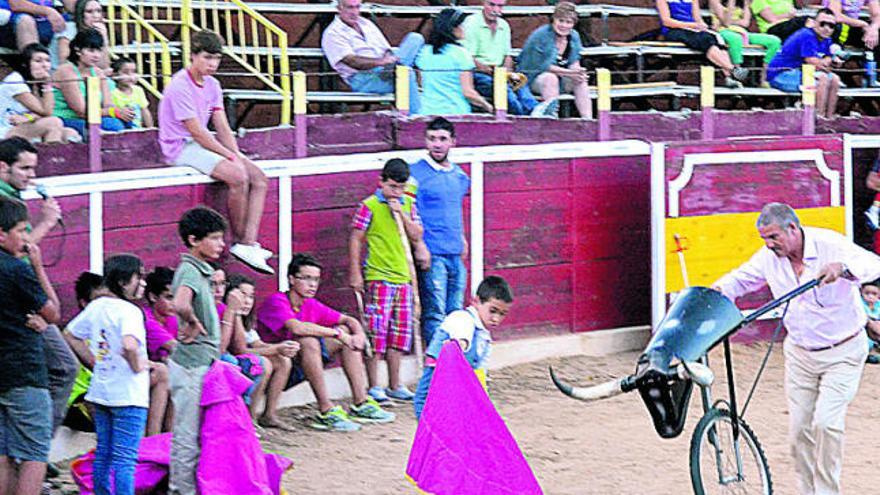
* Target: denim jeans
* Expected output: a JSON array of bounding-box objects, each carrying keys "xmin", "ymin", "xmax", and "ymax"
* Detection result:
[
  {"xmin": 348, "ymin": 32, "xmax": 423, "ymax": 113},
  {"xmin": 93, "ymin": 405, "xmax": 148, "ymax": 495},
  {"xmin": 472, "ymin": 71, "xmax": 538, "ymax": 115},
  {"xmin": 413, "ymin": 365, "xmax": 435, "ymax": 420},
  {"xmin": 418, "ymin": 254, "xmax": 467, "ymax": 345},
  {"xmin": 62, "ymin": 116, "xmax": 126, "ymax": 139}
]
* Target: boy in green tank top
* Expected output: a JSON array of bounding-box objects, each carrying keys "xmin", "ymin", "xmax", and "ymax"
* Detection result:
[{"xmin": 349, "ymin": 159, "xmax": 424, "ymax": 403}]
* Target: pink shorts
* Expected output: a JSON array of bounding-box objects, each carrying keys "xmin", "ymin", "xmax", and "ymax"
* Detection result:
[{"xmin": 365, "ymin": 280, "xmax": 413, "ymax": 354}]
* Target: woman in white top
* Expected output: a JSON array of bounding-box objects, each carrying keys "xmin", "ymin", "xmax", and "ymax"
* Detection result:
[
  {"xmin": 0, "ymin": 44, "xmax": 78, "ymax": 143},
  {"xmin": 67, "ymin": 254, "xmax": 149, "ymax": 495}
]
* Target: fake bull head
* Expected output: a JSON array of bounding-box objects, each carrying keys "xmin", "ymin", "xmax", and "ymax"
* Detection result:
[{"xmin": 551, "ymin": 287, "xmax": 744, "ymax": 438}]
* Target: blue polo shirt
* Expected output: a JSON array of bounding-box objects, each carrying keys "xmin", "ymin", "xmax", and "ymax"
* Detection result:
[
  {"xmin": 409, "ymin": 158, "xmax": 470, "ymax": 255},
  {"xmin": 767, "ymin": 27, "xmax": 833, "ymax": 81}
]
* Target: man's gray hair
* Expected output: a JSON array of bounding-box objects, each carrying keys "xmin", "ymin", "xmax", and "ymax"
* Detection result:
[{"xmin": 756, "ymin": 202, "xmax": 801, "ymax": 229}]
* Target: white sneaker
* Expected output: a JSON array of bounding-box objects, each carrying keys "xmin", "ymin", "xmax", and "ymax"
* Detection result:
[
  {"xmin": 230, "ymin": 243, "xmax": 275, "ymax": 274},
  {"xmin": 530, "ymin": 98, "xmax": 559, "ymax": 118},
  {"xmin": 253, "ymin": 242, "xmax": 273, "ymax": 259}
]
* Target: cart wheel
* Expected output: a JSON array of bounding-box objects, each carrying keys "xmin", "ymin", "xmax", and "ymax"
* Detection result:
[{"xmin": 689, "ymin": 408, "xmax": 772, "ymax": 495}]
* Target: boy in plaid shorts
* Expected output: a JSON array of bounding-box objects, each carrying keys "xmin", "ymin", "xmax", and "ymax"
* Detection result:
[{"xmin": 349, "ymin": 158, "xmax": 424, "ymax": 402}]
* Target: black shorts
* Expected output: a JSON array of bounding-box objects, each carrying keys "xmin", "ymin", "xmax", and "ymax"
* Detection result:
[{"xmin": 664, "ymin": 28, "xmax": 719, "ymax": 53}]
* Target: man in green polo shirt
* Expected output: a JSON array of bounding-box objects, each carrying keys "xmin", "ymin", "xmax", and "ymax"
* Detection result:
[
  {"xmin": 0, "ymin": 136, "xmax": 78, "ymax": 484},
  {"xmin": 461, "ymin": 0, "xmax": 540, "ymax": 115}
]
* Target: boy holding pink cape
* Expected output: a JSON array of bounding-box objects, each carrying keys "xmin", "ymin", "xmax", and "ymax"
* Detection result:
[{"xmin": 413, "ymin": 276, "xmax": 513, "ymax": 420}]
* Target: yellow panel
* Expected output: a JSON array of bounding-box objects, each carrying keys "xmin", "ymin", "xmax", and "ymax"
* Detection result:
[{"xmin": 664, "ymin": 206, "xmax": 846, "ymax": 293}]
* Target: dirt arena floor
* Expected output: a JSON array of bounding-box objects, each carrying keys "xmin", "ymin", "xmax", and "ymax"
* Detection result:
[{"xmin": 261, "ymin": 341, "xmax": 880, "ymax": 495}]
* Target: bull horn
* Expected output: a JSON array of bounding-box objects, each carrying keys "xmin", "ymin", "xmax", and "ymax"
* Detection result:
[{"xmin": 549, "ymin": 366, "xmax": 627, "ymax": 402}]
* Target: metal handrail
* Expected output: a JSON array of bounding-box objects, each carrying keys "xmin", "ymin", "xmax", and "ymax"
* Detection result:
[{"xmin": 106, "ymin": 0, "xmax": 173, "ymax": 98}]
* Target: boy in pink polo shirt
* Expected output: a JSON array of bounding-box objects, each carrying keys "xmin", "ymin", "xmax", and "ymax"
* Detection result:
[{"xmin": 158, "ymin": 30, "xmax": 273, "ymax": 274}]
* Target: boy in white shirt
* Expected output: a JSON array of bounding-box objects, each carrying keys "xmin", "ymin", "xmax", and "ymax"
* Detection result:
[{"xmin": 413, "ymin": 275, "xmax": 513, "ymax": 420}]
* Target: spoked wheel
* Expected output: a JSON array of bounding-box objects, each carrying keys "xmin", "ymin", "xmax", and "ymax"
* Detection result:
[{"xmin": 689, "ymin": 408, "xmax": 772, "ymax": 495}]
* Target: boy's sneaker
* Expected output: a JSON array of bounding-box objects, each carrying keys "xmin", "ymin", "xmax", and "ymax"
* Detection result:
[
  {"xmin": 386, "ymin": 385, "xmax": 415, "ymax": 401},
  {"xmin": 865, "ymin": 206, "xmax": 880, "ymax": 231},
  {"xmin": 253, "ymin": 242, "xmax": 273, "ymax": 259},
  {"xmin": 230, "ymin": 243, "xmax": 275, "ymax": 274},
  {"xmin": 310, "ymin": 406, "xmax": 361, "ymax": 432},
  {"xmin": 349, "ymin": 397, "xmax": 396, "ymax": 424},
  {"xmin": 530, "ymin": 98, "xmax": 559, "ymax": 118},
  {"xmin": 368, "ymin": 386, "xmax": 390, "ymax": 403}
]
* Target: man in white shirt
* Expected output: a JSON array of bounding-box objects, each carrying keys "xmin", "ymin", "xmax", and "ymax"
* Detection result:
[{"xmin": 713, "ymin": 202, "xmax": 880, "ymax": 495}]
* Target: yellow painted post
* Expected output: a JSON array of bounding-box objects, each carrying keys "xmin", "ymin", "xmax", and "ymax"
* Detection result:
[
  {"xmin": 87, "ymin": 76, "xmax": 102, "ymax": 172},
  {"xmin": 181, "ymin": 0, "xmax": 192, "ymax": 66},
  {"xmin": 395, "ymin": 65, "xmax": 410, "ymax": 115},
  {"xmin": 293, "ymin": 71, "xmax": 307, "ymax": 158},
  {"xmin": 87, "ymin": 77, "xmax": 101, "ymax": 126},
  {"xmin": 700, "ymin": 66, "xmax": 715, "ymax": 139},
  {"xmin": 597, "ymin": 68, "xmax": 611, "ymax": 140},
  {"xmin": 801, "ymin": 64, "xmax": 815, "ymax": 135},
  {"xmin": 493, "ymin": 66, "xmax": 507, "ymax": 119}
]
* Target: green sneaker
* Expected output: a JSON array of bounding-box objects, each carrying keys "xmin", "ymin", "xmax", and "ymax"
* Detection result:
[
  {"xmin": 310, "ymin": 406, "xmax": 361, "ymax": 432},
  {"xmin": 349, "ymin": 397, "xmax": 396, "ymax": 424}
]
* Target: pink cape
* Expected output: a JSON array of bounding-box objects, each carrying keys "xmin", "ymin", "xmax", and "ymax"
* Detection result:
[
  {"xmin": 72, "ymin": 361, "xmax": 292, "ymax": 494},
  {"xmin": 405, "ymin": 342, "xmax": 543, "ymax": 495}
]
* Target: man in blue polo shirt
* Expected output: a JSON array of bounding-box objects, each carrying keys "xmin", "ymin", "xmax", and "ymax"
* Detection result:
[
  {"xmin": 767, "ymin": 8, "xmax": 842, "ymax": 118},
  {"xmin": 409, "ymin": 117, "xmax": 470, "ymax": 346}
]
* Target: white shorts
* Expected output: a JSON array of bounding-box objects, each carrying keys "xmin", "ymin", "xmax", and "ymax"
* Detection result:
[{"xmin": 173, "ymin": 141, "xmax": 225, "ymax": 175}]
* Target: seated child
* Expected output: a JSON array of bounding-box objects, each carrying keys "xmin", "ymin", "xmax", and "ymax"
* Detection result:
[
  {"xmin": 413, "ymin": 275, "xmax": 513, "ymax": 420},
  {"xmin": 218, "ymin": 273, "xmax": 268, "ymax": 421},
  {"xmin": 110, "ymin": 56, "xmax": 153, "ymax": 129},
  {"xmin": 224, "ymin": 273, "xmax": 300, "ymax": 429},
  {"xmin": 861, "ymin": 280, "xmax": 880, "ymax": 364},
  {"xmin": 143, "ymin": 266, "xmax": 178, "ymax": 362}
]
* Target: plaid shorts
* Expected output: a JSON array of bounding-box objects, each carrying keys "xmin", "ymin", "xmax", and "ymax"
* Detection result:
[{"xmin": 365, "ymin": 280, "xmax": 413, "ymax": 354}]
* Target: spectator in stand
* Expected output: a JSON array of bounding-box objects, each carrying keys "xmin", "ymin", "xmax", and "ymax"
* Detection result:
[
  {"xmin": 752, "ymin": 0, "xmax": 808, "ymax": 42},
  {"xmin": 65, "ymin": 255, "xmax": 150, "ymax": 495},
  {"xmin": 409, "ymin": 118, "xmax": 471, "ymax": 345},
  {"xmin": 709, "ymin": 0, "xmax": 782, "ymax": 85},
  {"xmin": 0, "ymin": 0, "xmax": 65, "ymax": 51},
  {"xmin": 52, "ymin": 28, "xmax": 125, "ymax": 137},
  {"xmin": 517, "ymin": 2, "xmax": 592, "ymax": 118},
  {"xmin": 159, "ymin": 30, "xmax": 273, "ymax": 274},
  {"xmin": 144, "ymin": 267, "xmax": 178, "ymax": 363},
  {"xmin": 72, "ymin": 0, "xmax": 108, "ymax": 68},
  {"xmin": 767, "ymin": 8, "xmax": 842, "ymax": 118},
  {"xmin": 321, "ymin": 0, "xmax": 423, "ymax": 112},
  {"xmin": 111, "ymin": 57, "xmax": 154, "ymax": 129},
  {"xmin": 0, "ymin": 196, "xmax": 61, "ymax": 495},
  {"xmin": 257, "ymin": 253, "xmax": 395, "ymax": 432},
  {"xmin": 825, "ymin": 0, "xmax": 880, "ymax": 78},
  {"xmin": 0, "ymin": 44, "xmax": 79, "ymax": 143},
  {"xmin": 224, "ymin": 273, "xmax": 299, "ymax": 429},
  {"xmin": 657, "ymin": 0, "xmax": 750, "ymax": 88},
  {"xmin": 461, "ymin": 0, "xmax": 539, "ymax": 116},
  {"xmin": 863, "ymin": 154, "xmax": 880, "ymax": 248},
  {"xmin": 415, "ymin": 8, "xmax": 493, "ymax": 116}
]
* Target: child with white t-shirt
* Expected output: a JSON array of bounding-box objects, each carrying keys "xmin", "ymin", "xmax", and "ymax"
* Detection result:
[{"xmin": 67, "ymin": 254, "xmax": 149, "ymax": 495}]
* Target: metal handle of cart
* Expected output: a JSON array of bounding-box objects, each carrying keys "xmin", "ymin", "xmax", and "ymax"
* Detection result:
[{"xmin": 550, "ymin": 278, "xmax": 820, "ymax": 402}]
